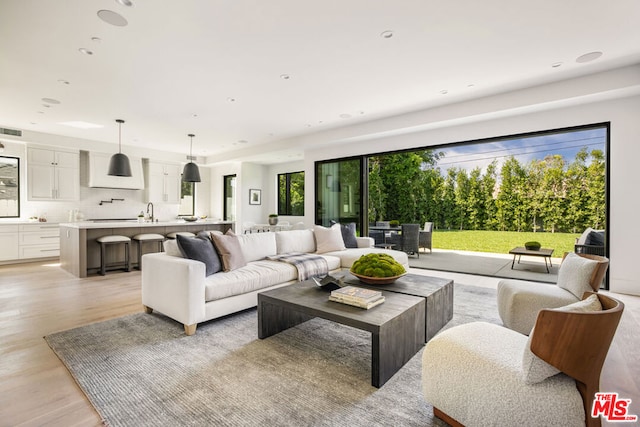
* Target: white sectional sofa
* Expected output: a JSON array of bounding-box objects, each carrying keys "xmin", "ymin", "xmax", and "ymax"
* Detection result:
[{"xmin": 141, "ymin": 228, "xmax": 408, "ymax": 335}]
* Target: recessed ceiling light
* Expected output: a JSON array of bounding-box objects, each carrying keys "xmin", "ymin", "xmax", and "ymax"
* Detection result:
[
  {"xmin": 551, "ymin": 62, "xmax": 563, "ymax": 68},
  {"xmin": 59, "ymin": 121, "xmax": 104, "ymax": 129},
  {"xmin": 380, "ymin": 30, "xmax": 394, "ymax": 39},
  {"xmin": 339, "ymin": 113, "xmax": 352, "ymax": 119},
  {"xmin": 192, "ymin": 113, "xmax": 198, "ymax": 118},
  {"xmin": 576, "ymin": 51, "xmax": 603, "ymax": 63},
  {"xmin": 91, "ymin": 37, "xmax": 102, "ymax": 43},
  {"xmin": 238, "ymin": 140, "xmax": 248, "ymax": 144},
  {"xmin": 58, "ymin": 79, "xmax": 70, "ymax": 85},
  {"xmin": 79, "ymin": 48, "xmax": 93, "ymax": 55},
  {"xmin": 467, "ymin": 84, "xmax": 475, "ymax": 88},
  {"xmin": 30, "ymin": 122, "xmax": 37, "ymax": 125},
  {"xmin": 41, "ymin": 98, "xmax": 60, "ymax": 104},
  {"xmin": 42, "ymin": 104, "xmax": 51, "ymax": 108},
  {"xmin": 227, "ymin": 97, "xmax": 236, "ymax": 102},
  {"xmin": 115, "ymin": 0, "xmax": 134, "ymax": 6},
  {"xmin": 97, "ymin": 10, "xmax": 128, "ymax": 27},
  {"xmin": 37, "ymin": 111, "xmax": 44, "ymax": 114},
  {"xmin": 280, "ymin": 74, "xmax": 290, "ymax": 80},
  {"xmin": 440, "ymin": 90, "xmax": 448, "ymax": 95}
]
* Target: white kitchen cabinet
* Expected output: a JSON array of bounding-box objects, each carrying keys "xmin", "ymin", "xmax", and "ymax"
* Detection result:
[
  {"xmin": 146, "ymin": 161, "xmax": 181, "ymax": 203},
  {"xmin": 27, "ymin": 147, "xmax": 79, "ymax": 201},
  {"xmin": 18, "ymin": 223, "xmax": 60, "ymax": 259},
  {"xmin": 0, "ymin": 225, "xmax": 20, "ymax": 261}
]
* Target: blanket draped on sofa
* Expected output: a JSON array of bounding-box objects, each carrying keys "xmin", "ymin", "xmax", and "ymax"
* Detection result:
[{"xmin": 266, "ymin": 252, "xmax": 329, "ymax": 281}]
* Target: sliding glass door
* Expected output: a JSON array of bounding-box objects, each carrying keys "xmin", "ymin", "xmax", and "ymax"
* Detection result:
[{"xmin": 315, "ymin": 157, "xmax": 365, "ymax": 234}]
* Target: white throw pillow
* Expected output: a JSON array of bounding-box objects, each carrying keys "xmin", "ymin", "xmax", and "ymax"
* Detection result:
[
  {"xmin": 522, "ymin": 294, "xmax": 602, "ymax": 384},
  {"xmin": 556, "ymin": 252, "xmax": 599, "ymax": 298},
  {"xmin": 314, "ymin": 224, "xmax": 346, "ymax": 254},
  {"xmin": 276, "ymin": 229, "xmax": 316, "ymax": 254},
  {"xmin": 237, "ymin": 232, "xmax": 277, "ymax": 262},
  {"xmin": 163, "ymin": 239, "xmax": 183, "ymax": 257}
]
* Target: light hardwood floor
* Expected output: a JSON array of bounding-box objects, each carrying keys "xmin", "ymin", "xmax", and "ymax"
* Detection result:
[{"xmin": 0, "ymin": 261, "xmax": 638, "ymax": 426}]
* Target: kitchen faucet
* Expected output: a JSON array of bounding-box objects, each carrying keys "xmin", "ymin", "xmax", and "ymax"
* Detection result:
[{"xmin": 146, "ymin": 202, "xmax": 154, "ymax": 222}]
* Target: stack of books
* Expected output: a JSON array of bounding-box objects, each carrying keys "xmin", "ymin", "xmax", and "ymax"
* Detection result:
[{"xmin": 329, "ymin": 285, "xmax": 385, "ymax": 309}]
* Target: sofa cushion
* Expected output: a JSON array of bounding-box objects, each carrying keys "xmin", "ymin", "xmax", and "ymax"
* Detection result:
[
  {"xmin": 557, "ymin": 252, "xmax": 599, "ymax": 299},
  {"xmin": 204, "ymin": 260, "xmax": 298, "ymax": 301},
  {"xmin": 522, "ymin": 294, "xmax": 602, "ymax": 384},
  {"xmin": 587, "ymin": 230, "xmax": 605, "ymax": 246},
  {"xmin": 210, "ymin": 230, "xmax": 247, "ymax": 272},
  {"xmin": 237, "ymin": 232, "xmax": 277, "ymax": 262},
  {"xmin": 317, "ymin": 254, "xmax": 341, "ymax": 271},
  {"xmin": 276, "ymin": 229, "xmax": 316, "ymax": 254},
  {"xmin": 314, "ymin": 224, "xmax": 346, "ymax": 254},
  {"xmin": 176, "ymin": 234, "xmax": 222, "ymax": 276},
  {"xmin": 323, "ymin": 247, "xmax": 409, "ymax": 269}
]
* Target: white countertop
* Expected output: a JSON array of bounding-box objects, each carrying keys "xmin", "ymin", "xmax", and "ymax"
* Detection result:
[{"xmin": 59, "ymin": 220, "xmax": 233, "ymax": 229}]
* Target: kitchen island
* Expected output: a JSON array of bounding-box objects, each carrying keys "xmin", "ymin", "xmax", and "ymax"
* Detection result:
[{"xmin": 59, "ymin": 220, "xmax": 234, "ymax": 278}]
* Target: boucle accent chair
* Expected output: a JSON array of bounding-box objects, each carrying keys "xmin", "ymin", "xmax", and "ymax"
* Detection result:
[
  {"xmin": 497, "ymin": 253, "xmax": 609, "ymax": 335},
  {"xmin": 422, "ymin": 293, "xmax": 624, "ymax": 427}
]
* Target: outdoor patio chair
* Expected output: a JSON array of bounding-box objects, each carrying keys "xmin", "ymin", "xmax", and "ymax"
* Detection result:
[
  {"xmin": 419, "ymin": 222, "xmax": 433, "ymax": 253},
  {"xmin": 388, "ymin": 223, "xmax": 420, "ymax": 257},
  {"xmin": 497, "ymin": 253, "xmax": 609, "ymax": 335},
  {"xmin": 575, "ymin": 227, "xmax": 605, "ymax": 256},
  {"xmin": 423, "ymin": 292, "xmax": 624, "ymax": 427}
]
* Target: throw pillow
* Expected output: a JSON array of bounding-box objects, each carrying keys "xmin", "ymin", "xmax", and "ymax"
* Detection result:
[
  {"xmin": 314, "ymin": 223, "xmax": 346, "ymax": 254},
  {"xmin": 522, "ymin": 294, "xmax": 602, "ymax": 384},
  {"xmin": 339, "ymin": 222, "xmax": 358, "ymax": 248},
  {"xmin": 587, "ymin": 230, "xmax": 605, "ymax": 246},
  {"xmin": 176, "ymin": 234, "xmax": 222, "ymax": 276},
  {"xmin": 163, "ymin": 239, "xmax": 183, "ymax": 257},
  {"xmin": 556, "ymin": 252, "xmax": 599, "ymax": 298},
  {"xmin": 210, "ymin": 229, "xmax": 247, "ymax": 272}
]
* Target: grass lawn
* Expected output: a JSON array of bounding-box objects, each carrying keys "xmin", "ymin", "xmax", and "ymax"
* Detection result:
[{"xmin": 433, "ymin": 230, "xmax": 580, "ymax": 256}]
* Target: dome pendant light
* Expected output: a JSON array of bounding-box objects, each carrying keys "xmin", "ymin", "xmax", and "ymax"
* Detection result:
[
  {"xmin": 182, "ymin": 133, "xmax": 201, "ymax": 182},
  {"xmin": 107, "ymin": 119, "xmax": 132, "ymax": 176}
]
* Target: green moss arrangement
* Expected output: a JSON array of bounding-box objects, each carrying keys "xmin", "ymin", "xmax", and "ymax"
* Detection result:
[
  {"xmin": 389, "ymin": 220, "xmax": 400, "ymax": 227},
  {"xmin": 350, "ymin": 253, "xmax": 406, "ymax": 277},
  {"xmin": 525, "ymin": 241, "xmax": 541, "ymax": 250}
]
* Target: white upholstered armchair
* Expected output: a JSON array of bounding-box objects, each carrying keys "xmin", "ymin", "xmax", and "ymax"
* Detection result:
[
  {"xmin": 497, "ymin": 252, "xmax": 608, "ymax": 335},
  {"xmin": 423, "ymin": 293, "xmax": 624, "ymax": 427}
]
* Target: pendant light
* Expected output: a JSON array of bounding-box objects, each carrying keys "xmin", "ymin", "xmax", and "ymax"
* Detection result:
[
  {"xmin": 107, "ymin": 119, "xmax": 132, "ymax": 176},
  {"xmin": 182, "ymin": 133, "xmax": 201, "ymax": 182}
]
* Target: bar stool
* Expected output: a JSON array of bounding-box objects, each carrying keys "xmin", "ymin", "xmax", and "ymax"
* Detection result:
[
  {"xmin": 166, "ymin": 231, "xmax": 195, "ymax": 239},
  {"xmin": 132, "ymin": 233, "xmax": 165, "ymax": 270},
  {"xmin": 96, "ymin": 235, "xmax": 131, "ymax": 275}
]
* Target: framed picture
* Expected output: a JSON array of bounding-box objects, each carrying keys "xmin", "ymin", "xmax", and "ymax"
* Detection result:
[{"xmin": 249, "ymin": 189, "xmax": 261, "ymax": 205}]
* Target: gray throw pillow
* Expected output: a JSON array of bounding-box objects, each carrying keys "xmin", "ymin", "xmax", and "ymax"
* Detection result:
[
  {"xmin": 176, "ymin": 234, "xmax": 222, "ymax": 276},
  {"xmin": 340, "ymin": 222, "xmax": 358, "ymax": 248},
  {"xmin": 210, "ymin": 229, "xmax": 247, "ymax": 272},
  {"xmin": 587, "ymin": 231, "xmax": 605, "ymax": 246}
]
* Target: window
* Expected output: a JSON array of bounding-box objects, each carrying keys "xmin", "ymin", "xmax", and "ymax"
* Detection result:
[
  {"xmin": 178, "ymin": 181, "xmax": 194, "ymax": 216},
  {"xmin": 278, "ymin": 171, "xmax": 304, "ymax": 216},
  {"xmin": 315, "ymin": 158, "xmax": 363, "ymax": 231},
  {"xmin": 223, "ymin": 174, "xmax": 236, "ymax": 221}
]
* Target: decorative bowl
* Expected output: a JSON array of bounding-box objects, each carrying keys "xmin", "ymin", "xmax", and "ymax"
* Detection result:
[
  {"xmin": 350, "ymin": 272, "xmax": 406, "ymax": 285},
  {"xmin": 182, "ymin": 216, "xmax": 198, "ymax": 222}
]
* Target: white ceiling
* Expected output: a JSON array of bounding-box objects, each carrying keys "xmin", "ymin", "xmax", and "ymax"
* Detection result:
[{"xmin": 1, "ymin": 0, "xmax": 640, "ymax": 164}]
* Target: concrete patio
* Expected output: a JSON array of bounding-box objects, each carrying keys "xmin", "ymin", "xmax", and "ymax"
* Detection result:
[{"xmin": 408, "ymin": 248, "xmax": 562, "ymax": 284}]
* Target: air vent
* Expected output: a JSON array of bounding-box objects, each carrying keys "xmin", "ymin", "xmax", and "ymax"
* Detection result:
[
  {"xmin": 186, "ymin": 155, "xmax": 197, "ymax": 161},
  {"xmin": 0, "ymin": 127, "xmax": 22, "ymax": 137}
]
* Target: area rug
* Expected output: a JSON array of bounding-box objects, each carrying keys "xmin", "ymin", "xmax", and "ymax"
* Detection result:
[{"xmin": 45, "ymin": 283, "xmax": 500, "ymax": 427}]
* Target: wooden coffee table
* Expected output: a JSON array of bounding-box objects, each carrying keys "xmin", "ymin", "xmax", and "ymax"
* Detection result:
[
  {"xmin": 509, "ymin": 246, "xmax": 554, "ymax": 273},
  {"xmin": 342, "ymin": 272, "xmax": 454, "ymax": 341},
  {"xmin": 258, "ymin": 280, "xmax": 425, "ymax": 388}
]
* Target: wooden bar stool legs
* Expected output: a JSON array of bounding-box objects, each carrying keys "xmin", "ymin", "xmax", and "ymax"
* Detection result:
[
  {"xmin": 96, "ymin": 235, "xmax": 132, "ymax": 276},
  {"xmin": 132, "ymin": 233, "xmax": 165, "ymax": 270}
]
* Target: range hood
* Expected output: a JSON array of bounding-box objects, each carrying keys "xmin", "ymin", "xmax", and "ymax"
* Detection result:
[{"xmin": 88, "ymin": 151, "xmax": 144, "ymax": 189}]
